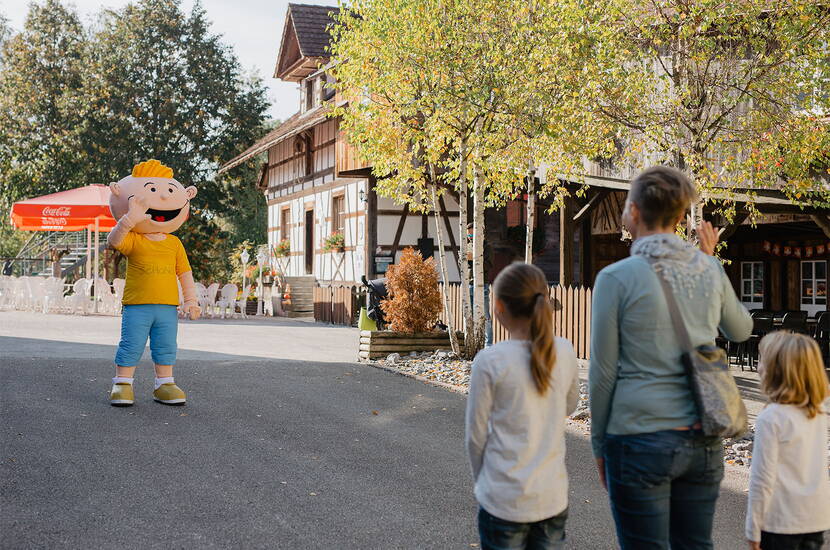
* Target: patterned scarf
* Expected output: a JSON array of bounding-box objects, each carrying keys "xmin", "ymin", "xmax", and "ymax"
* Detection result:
[{"xmin": 630, "ymin": 233, "xmax": 717, "ymax": 297}]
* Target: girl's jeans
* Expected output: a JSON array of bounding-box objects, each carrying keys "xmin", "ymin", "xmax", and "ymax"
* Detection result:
[
  {"xmin": 760, "ymin": 531, "xmax": 825, "ymax": 550},
  {"xmin": 477, "ymin": 507, "xmax": 567, "ymax": 550},
  {"xmin": 604, "ymin": 429, "xmax": 724, "ymax": 550}
]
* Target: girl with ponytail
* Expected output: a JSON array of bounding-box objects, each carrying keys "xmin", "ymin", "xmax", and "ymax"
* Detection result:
[{"xmin": 465, "ymin": 263, "xmax": 579, "ymax": 550}]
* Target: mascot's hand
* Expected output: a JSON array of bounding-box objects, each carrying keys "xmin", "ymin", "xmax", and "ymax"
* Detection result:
[
  {"xmin": 126, "ymin": 195, "xmax": 151, "ymax": 225},
  {"xmin": 183, "ymin": 301, "xmax": 201, "ymax": 321}
]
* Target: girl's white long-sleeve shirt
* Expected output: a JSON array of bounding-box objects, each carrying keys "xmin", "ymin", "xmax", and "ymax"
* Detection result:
[
  {"xmin": 746, "ymin": 403, "xmax": 830, "ymax": 541},
  {"xmin": 465, "ymin": 338, "xmax": 579, "ymax": 523}
]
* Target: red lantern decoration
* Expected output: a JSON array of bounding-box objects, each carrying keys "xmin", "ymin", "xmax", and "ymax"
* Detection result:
[
  {"xmin": 794, "ymin": 247, "xmax": 802, "ymax": 258},
  {"xmin": 783, "ymin": 245, "xmax": 792, "ymax": 257},
  {"xmin": 762, "ymin": 240, "xmax": 772, "ymax": 253},
  {"xmin": 772, "ymin": 243, "xmax": 781, "ymax": 256},
  {"xmin": 805, "ymin": 246, "xmax": 814, "ymax": 258},
  {"xmin": 818, "ymin": 244, "xmax": 827, "ymax": 256}
]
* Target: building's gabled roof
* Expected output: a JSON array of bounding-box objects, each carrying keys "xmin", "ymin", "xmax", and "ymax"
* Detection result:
[
  {"xmin": 217, "ymin": 104, "xmax": 332, "ymax": 175},
  {"xmin": 275, "ymin": 3, "xmax": 339, "ymax": 81},
  {"xmin": 290, "ymin": 4, "xmax": 339, "ymax": 58}
]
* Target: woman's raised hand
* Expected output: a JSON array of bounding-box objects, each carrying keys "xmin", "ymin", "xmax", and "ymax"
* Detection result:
[{"xmin": 696, "ymin": 220, "xmax": 719, "ymax": 256}]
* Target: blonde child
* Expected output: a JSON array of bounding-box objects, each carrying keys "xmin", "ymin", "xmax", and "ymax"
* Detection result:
[
  {"xmin": 746, "ymin": 331, "xmax": 830, "ymax": 550},
  {"xmin": 465, "ymin": 263, "xmax": 579, "ymax": 550}
]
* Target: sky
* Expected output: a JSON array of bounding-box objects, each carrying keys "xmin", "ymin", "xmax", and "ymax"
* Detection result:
[{"xmin": 0, "ymin": 0, "xmax": 340, "ymax": 122}]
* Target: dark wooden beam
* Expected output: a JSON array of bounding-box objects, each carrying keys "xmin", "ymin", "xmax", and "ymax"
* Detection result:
[
  {"xmin": 717, "ymin": 211, "xmax": 750, "ymax": 241},
  {"xmin": 438, "ymin": 195, "xmax": 461, "ymax": 267},
  {"xmin": 366, "ymin": 176, "xmax": 377, "ymax": 278},
  {"xmin": 573, "ymin": 189, "xmax": 609, "ymax": 223},
  {"xmin": 560, "ymin": 198, "xmax": 574, "ymax": 286},
  {"xmin": 378, "ymin": 209, "xmax": 458, "ymax": 217},
  {"xmin": 580, "ymin": 216, "xmax": 593, "ymax": 285},
  {"xmin": 389, "ymin": 203, "xmax": 410, "ymax": 259},
  {"xmin": 810, "ymin": 214, "xmax": 830, "ymax": 239}
]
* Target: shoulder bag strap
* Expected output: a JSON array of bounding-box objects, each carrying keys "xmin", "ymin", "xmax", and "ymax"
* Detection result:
[{"xmin": 652, "ymin": 266, "xmax": 694, "ymax": 354}]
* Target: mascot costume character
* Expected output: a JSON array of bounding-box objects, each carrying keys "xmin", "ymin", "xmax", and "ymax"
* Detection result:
[{"xmin": 107, "ymin": 159, "xmax": 201, "ymax": 406}]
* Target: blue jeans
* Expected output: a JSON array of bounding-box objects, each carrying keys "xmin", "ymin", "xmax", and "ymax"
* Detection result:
[
  {"xmin": 604, "ymin": 430, "xmax": 723, "ymax": 550},
  {"xmin": 760, "ymin": 531, "xmax": 825, "ymax": 550},
  {"xmin": 115, "ymin": 304, "xmax": 178, "ymax": 366},
  {"xmin": 478, "ymin": 507, "xmax": 567, "ymax": 550}
]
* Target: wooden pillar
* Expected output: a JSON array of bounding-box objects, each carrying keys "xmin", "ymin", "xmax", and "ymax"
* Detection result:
[
  {"xmin": 580, "ymin": 216, "xmax": 592, "ymax": 285},
  {"xmin": 559, "ymin": 198, "xmax": 574, "ymax": 286},
  {"xmin": 366, "ymin": 176, "xmax": 377, "ymax": 279}
]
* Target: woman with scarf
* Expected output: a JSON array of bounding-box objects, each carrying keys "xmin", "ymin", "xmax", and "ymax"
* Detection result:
[{"xmin": 589, "ymin": 166, "xmax": 752, "ymax": 549}]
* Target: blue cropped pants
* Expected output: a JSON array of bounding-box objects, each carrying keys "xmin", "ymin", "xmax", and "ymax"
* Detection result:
[{"xmin": 114, "ymin": 304, "xmax": 178, "ymax": 366}]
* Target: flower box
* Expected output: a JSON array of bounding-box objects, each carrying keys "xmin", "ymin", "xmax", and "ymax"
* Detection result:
[{"xmin": 357, "ymin": 330, "xmax": 464, "ymax": 361}]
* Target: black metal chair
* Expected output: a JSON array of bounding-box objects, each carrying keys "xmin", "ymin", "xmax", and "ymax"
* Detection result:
[
  {"xmin": 812, "ymin": 311, "xmax": 829, "ymax": 367},
  {"xmin": 740, "ymin": 311, "xmax": 774, "ymax": 371},
  {"xmin": 780, "ymin": 310, "xmax": 809, "ymax": 334}
]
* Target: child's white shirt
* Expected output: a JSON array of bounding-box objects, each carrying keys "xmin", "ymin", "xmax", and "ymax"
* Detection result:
[
  {"xmin": 465, "ymin": 338, "xmax": 579, "ymax": 523},
  {"xmin": 746, "ymin": 402, "xmax": 830, "ymax": 541}
]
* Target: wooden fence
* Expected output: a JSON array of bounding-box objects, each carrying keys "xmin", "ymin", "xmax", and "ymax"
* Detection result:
[
  {"xmin": 313, "ymin": 282, "xmax": 593, "ymax": 361},
  {"xmin": 439, "ymin": 284, "xmax": 592, "ymax": 360},
  {"xmin": 313, "ymin": 285, "xmax": 360, "ymax": 326}
]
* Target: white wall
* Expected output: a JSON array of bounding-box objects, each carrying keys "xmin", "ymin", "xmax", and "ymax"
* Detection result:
[
  {"xmin": 268, "ymin": 178, "xmax": 368, "ymax": 283},
  {"xmin": 376, "ymin": 194, "xmax": 462, "ymax": 282}
]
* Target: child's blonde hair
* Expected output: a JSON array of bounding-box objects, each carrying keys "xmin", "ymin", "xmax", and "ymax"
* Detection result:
[
  {"xmin": 493, "ymin": 263, "xmax": 556, "ymax": 395},
  {"xmin": 758, "ymin": 331, "xmax": 829, "ymax": 419}
]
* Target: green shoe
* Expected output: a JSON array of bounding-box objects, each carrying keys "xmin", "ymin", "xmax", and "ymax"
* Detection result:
[
  {"xmin": 110, "ymin": 383, "xmax": 134, "ymax": 406},
  {"xmin": 153, "ymin": 383, "xmax": 186, "ymax": 405}
]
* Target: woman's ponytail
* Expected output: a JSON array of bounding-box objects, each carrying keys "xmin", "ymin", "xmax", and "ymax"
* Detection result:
[
  {"xmin": 529, "ymin": 292, "xmax": 555, "ymax": 395},
  {"xmin": 492, "ymin": 263, "xmax": 557, "ymax": 395}
]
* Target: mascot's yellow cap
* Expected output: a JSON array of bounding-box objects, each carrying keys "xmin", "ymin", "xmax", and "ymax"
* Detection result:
[{"xmin": 132, "ymin": 159, "xmax": 173, "ymax": 178}]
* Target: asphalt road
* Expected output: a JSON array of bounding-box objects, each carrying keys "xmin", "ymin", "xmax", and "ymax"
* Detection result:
[{"xmin": 1, "ymin": 312, "xmax": 755, "ymax": 549}]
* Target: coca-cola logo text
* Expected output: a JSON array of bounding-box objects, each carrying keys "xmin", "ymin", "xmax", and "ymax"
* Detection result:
[
  {"xmin": 41, "ymin": 206, "xmax": 71, "ymax": 216},
  {"xmin": 41, "ymin": 217, "xmax": 68, "ymax": 226}
]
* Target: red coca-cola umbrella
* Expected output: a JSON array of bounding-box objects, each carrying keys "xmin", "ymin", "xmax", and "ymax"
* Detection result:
[
  {"xmin": 10, "ymin": 185, "xmax": 118, "ymax": 309},
  {"xmin": 10, "ymin": 184, "xmax": 115, "ymax": 231}
]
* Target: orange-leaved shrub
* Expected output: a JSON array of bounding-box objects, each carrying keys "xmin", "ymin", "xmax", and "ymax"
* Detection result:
[{"xmin": 381, "ymin": 248, "xmax": 443, "ymax": 333}]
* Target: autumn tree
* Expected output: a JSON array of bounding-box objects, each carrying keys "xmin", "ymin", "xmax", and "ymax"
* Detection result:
[
  {"xmin": 330, "ymin": 0, "xmax": 608, "ymax": 355},
  {"xmin": 0, "ymin": 0, "xmax": 270, "ymax": 279},
  {"xmin": 581, "ymin": 0, "xmax": 830, "ymax": 221}
]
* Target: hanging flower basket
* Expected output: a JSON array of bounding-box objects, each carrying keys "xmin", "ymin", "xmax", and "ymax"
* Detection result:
[
  {"xmin": 273, "ymin": 239, "xmax": 290, "ymax": 258},
  {"xmin": 323, "ymin": 231, "xmax": 345, "ymax": 253}
]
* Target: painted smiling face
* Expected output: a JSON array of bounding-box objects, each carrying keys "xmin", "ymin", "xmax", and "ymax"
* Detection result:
[{"xmin": 109, "ymin": 160, "xmax": 197, "ymax": 234}]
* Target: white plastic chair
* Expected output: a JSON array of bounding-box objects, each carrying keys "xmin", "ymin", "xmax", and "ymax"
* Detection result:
[
  {"xmin": 42, "ymin": 277, "xmax": 66, "ymax": 313},
  {"xmin": 112, "ymin": 278, "xmax": 126, "ymax": 313},
  {"xmin": 203, "ymin": 282, "xmax": 220, "ymax": 318},
  {"xmin": 66, "ymin": 278, "xmax": 92, "ymax": 315},
  {"xmin": 216, "ymin": 283, "xmax": 238, "ymax": 319},
  {"xmin": 235, "ymin": 285, "xmax": 250, "ymax": 319},
  {"xmin": 95, "ymin": 277, "xmax": 118, "ymax": 314},
  {"xmin": 24, "ymin": 277, "xmax": 48, "ymax": 313}
]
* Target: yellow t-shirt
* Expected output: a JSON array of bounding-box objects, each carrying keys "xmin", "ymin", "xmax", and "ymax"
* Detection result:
[{"xmin": 114, "ymin": 233, "xmax": 191, "ymax": 305}]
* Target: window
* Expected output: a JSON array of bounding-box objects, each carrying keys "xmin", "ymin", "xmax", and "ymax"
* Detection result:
[
  {"xmin": 305, "ymin": 79, "xmax": 315, "ymax": 111},
  {"xmin": 280, "ymin": 208, "xmax": 291, "ymax": 241},
  {"xmin": 801, "ymin": 260, "xmax": 827, "ymax": 316},
  {"xmin": 332, "ymin": 195, "xmax": 345, "ymax": 234},
  {"xmin": 740, "ymin": 261, "xmax": 764, "ymax": 309},
  {"xmin": 322, "ymin": 73, "xmax": 336, "ymax": 101}
]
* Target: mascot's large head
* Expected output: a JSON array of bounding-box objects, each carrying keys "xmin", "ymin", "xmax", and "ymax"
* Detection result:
[{"xmin": 109, "ymin": 160, "xmax": 197, "ymax": 234}]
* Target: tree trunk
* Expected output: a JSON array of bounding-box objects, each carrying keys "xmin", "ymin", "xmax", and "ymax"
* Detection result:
[
  {"xmin": 469, "ymin": 167, "xmax": 487, "ymax": 355},
  {"xmin": 524, "ymin": 164, "xmax": 536, "ymax": 264},
  {"xmin": 429, "ymin": 166, "xmax": 460, "ymax": 356},
  {"xmin": 457, "ymin": 142, "xmax": 473, "ymax": 356}
]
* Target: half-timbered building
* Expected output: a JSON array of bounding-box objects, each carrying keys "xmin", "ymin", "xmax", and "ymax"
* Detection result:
[{"xmin": 219, "ymin": 3, "xmax": 462, "ymax": 295}]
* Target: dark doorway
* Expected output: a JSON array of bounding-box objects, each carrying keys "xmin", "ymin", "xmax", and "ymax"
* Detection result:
[{"xmin": 305, "ymin": 209, "xmax": 314, "ymax": 274}]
